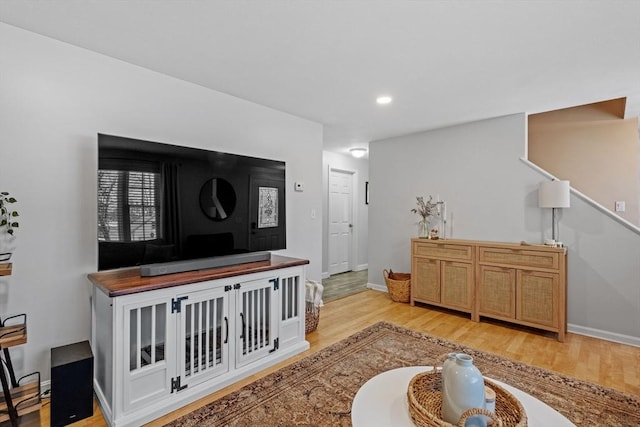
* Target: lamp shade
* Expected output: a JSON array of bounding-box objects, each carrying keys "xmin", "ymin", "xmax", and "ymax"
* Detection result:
[{"xmin": 538, "ymin": 180, "xmax": 570, "ymax": 208}]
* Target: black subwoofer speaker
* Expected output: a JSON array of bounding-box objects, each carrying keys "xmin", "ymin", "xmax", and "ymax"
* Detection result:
[{"xmin": 50, "ymin": 340, "xmax": 94, "ymax": 427}]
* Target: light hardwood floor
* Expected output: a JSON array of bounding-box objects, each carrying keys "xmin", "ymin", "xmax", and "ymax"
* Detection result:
[{"xmin": 25, "ymin": 290, "xmax": 640, "ymax": 426}]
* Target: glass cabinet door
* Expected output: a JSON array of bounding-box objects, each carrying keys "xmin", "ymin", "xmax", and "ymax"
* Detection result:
[
  {"xmin": 236, "ymin": 277, "xmax": 279, "ymax": 368},
  {"xmin": 177, "ymin": 287, "xmax": 230, "ymax": 390},
  {"xmin": 123, "ymin": 297, "xmax": 173, "ymax": 411}
]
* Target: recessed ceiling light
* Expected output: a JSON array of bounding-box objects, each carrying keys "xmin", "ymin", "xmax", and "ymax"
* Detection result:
[{"xmin": 376, "ymin": 96, "xmax": 392, "ymax": 105}]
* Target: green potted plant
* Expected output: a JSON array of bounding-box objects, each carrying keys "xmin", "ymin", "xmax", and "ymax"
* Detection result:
[
  {"xmin": 0, "ymin": 192, "xmax": 19, "ymax": 236},
  {"xmin": 0, "ymin": 192, "xmax": 19, "ymax": 262}
]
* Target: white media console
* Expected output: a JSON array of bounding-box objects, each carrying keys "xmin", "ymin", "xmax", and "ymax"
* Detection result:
[{"xmin": 88, "ymin": 255, "xmax": 310, "ymax": 427}]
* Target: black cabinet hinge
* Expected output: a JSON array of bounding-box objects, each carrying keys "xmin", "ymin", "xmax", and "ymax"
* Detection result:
[
  {"xmin": 224, "ymin": 285, "xmax": 232, "ymax": 292},
  {"xmin": 270, "ymin": 277, "xmax": 279, "ymax": 291},
  {"xmin": 233, "ymin": 283, "xmax": 241, "ymax": 290},
  {"xmin": 269, "ymin": 337, "xmax": 280, "ymax": 353},
  {"xmin": 171, "ymin": 296, "xmax": 188, "ymax": 313},
  {"xmin": 171, "ymin": 376, "xmax": 187, "ymax": 393}
]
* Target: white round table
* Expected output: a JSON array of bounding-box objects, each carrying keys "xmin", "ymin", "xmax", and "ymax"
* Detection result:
[{"xmin": 351, "ymin": 366, "xmax": 575, "ymax": 427}]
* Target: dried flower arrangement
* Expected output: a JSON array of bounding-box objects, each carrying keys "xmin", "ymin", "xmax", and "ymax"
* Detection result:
[{"xmin": 411, "ymin": 196, "xmax": 438, "ymax": 222}]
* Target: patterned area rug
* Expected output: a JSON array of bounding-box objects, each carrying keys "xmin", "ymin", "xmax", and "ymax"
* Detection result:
[{"xmin": 166, "ymin": 322, "xmax": 640, "ymax": 426}]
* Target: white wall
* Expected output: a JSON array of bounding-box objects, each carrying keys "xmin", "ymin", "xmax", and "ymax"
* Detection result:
[
  {"xmin": 0, "ymin": 23, "xmax": 323, "ymax": 380},
  {"xmin": 369, "ymin": 114, "xmax": 640, "ymax": 345},
  {"xmin": 321, "ymin": 151, "xmax": 369, "ymax": 277}
]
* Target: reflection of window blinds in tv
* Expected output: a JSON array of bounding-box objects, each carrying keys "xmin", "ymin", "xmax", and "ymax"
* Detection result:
[{"xmin": 98, "ymin": 169, "xmax": 161, "ymax": 242}]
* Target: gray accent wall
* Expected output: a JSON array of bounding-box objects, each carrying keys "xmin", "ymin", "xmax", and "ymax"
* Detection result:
[{"xmin": 369, "ymin": 113, "xmax": 640, "ymax": 346}]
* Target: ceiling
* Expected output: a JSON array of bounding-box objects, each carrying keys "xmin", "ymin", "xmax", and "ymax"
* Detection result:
[{"xmin": 2, "ymin": 1, "xmax": 639, "ymax": 157}]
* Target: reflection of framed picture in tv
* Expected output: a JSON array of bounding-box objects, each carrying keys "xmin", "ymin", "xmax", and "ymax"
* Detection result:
[
  {"xmin": 366, "ymin": 181, "xmax": 369, "ymax": 205},
  {"xmin": 258, "ymin": 187, "xmax": 278, "ymax": 228}
]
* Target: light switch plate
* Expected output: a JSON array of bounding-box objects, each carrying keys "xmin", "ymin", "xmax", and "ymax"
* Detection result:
[{"xmin": 615, "ymin": 201, "xmax": 625, "ymax": 212}]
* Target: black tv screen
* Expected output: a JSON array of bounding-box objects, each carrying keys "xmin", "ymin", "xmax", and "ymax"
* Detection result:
[{"xmin": 97, "ymin": 134, "xmax": 286, "ymax": 271}]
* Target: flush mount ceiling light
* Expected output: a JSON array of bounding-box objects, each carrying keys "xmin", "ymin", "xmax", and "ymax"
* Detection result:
[
  {"xmin": 350, "ymin": 147, "xmax": 367, "ymax": 158},
  {"xmin": 376, "ymin": 96, "xmax": 392, "ymax": 105}
]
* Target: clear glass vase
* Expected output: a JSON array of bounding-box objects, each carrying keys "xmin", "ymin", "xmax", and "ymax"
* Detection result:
[{"xmin": 419, "ymin": 219, "xmax": 429, "ymax": 238}]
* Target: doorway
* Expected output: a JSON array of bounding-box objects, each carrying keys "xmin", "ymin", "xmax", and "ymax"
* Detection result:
[
  {"xmin": 322, "ymin": 270, "xmax": 368, "ymax": 302},
  {"xmin": 328, "ymin": 168, "xmax": 355, "ymax": 276}
]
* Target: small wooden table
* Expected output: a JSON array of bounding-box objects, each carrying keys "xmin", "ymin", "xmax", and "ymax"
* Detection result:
[{"xmin": 351, "ymin": 366, "xmax": 574, "ymax": 426}]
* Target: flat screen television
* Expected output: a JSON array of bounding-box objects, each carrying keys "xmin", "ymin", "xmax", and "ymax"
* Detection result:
[{"xmin": 97, "ymin": 134, "xmax": 286, "ymax": 274}]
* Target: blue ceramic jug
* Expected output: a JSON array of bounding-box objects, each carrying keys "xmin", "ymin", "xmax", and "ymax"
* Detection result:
[{"xmin": 441, "ymin": 353, "xmax": 485, "ymax": 424}]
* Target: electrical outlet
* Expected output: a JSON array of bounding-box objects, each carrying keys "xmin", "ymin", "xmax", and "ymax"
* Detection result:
[{"xmin": 615, "ymin": 201, "xmax": 625, "ymax": 212}]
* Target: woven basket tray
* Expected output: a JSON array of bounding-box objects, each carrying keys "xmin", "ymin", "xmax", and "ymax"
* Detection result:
[
  {"xmin": 407, "ymin": 370, "xmax": 527, "ymax": 427},
  {"xmin": 383, "ymin": 269, "xmax": 411, "ymax": 303}
]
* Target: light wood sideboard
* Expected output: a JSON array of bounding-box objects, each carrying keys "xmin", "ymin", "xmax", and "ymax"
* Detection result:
[
  {"xmin": 411, "ymin": 240, "xmax": 474, "ymax": 315},
  {"xmin": 411, "ymin": 239, "xmax": 567, "ymax": 341}
]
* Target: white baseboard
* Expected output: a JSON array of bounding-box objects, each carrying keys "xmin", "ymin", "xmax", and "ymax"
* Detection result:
[
  {"xmin": 322, "ymin": 264, "xmax": 368, "ymax": 279},
  {"xmin": 568, "ymin": 323, "xmax": 640, "ymax": 348},
  {"xmin": 367, "ymin": 283, "xmax": 387, "ymax": 293}
]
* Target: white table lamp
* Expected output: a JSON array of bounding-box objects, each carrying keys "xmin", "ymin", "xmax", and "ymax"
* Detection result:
[{"xmin": 538, "ymin": 180, "xmax": 570, "ymax": 241}]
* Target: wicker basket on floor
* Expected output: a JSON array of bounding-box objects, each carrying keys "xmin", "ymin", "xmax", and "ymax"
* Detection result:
[
  {"xmin": 383, "ymin": 269, "xmax": 411, "ymax": 303},
  {"xmin": 305, "ymin": 301, "xmax": 320, "ymax": 334}
]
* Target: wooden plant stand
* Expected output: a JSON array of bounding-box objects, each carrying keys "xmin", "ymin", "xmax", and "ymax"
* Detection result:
[{"xmin": 0, "ymin": 314, "xmax": 42, "ymax": 426}]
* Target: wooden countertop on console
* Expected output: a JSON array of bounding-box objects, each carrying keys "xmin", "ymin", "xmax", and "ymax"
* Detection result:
[
  {"xmin": 88, "ymin": 255, "xmax": 310, "ymax": 297},
  {"xmin": 411, "ymin": 238, "xmax": 566, "ymax": 253}
]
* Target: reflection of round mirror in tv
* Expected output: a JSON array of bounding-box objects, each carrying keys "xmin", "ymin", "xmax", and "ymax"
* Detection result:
[{"xmin": 199, "ymin": 178, "xmax": 236, "ymax": 221}]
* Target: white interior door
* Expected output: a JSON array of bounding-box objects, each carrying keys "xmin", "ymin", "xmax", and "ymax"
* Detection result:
[{"xmin": 328, "ymin": 169, "xmax": 353, "ymax": 275}]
